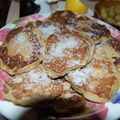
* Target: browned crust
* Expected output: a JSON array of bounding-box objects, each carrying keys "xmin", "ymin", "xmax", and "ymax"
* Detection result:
[{"xmin": 0, "ymin": 23, "xmax": 45, "ymax": 75}]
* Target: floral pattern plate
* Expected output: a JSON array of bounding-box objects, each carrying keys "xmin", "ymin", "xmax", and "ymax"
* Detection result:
[{"xmin": 0, "ymin": 14, "xmax": 120, "ymax": 120}]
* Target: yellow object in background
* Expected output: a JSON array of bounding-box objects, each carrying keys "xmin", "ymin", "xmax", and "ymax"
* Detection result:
[{"xmin": 66, "ymin": 0, "xmax": 88, "ymax": 14}]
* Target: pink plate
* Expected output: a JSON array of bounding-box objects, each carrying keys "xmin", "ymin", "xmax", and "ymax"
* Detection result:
[{"xmin": 0, "ymin": 14, "xmax": 120, "ymax": 120}]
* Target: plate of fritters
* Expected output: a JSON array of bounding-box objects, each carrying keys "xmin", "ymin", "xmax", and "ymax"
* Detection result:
[{"xmin": 0, "ymin": 10, "xmax": 120, "ymax": 120}]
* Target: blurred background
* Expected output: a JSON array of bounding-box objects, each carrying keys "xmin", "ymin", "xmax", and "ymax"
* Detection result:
[
  {"xmin": 0, "ymin": 0, "xmax": 99, "ymax": 28},
  {"xmin": 0, "ymin": 0, "xmax": 12, "ymax": 28}
]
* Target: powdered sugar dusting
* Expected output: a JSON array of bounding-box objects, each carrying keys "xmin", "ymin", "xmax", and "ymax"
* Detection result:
[
  {"xmin": 12, "ymin": 77, "xmax": 23, "ymax": 84},
  {"xmin": 24, "ymin": 84, "xmax": 33, "ymax": 90},
  {"xmin": 66, "ymin": 24, "xmax": 75, "ymax": 31},
  {"xmin": 49, "ymin": 36, "xmax": 79, "ymax": 58},
  {"xmin": 27, "ymin": 29, "xmax": 44, "ymax": 56},
  {"xmin": 67, "ymin": 59, "xmax": 80, "ymax": 67},
  {"xmin": 14, "ymin": 32, "xmax": 27, "ymax": 45},
  {"xmin": 28, "ymin": 70, "xmax": 51, "ymax": 85},
  {"xmin": 68, "ymin": 58, "xmax": 113, "ymax": 86},
  {"xmin": 69, "ymin": 64, "xmax": 94, "ymax": 85},
  {"xmin": 39, "ymin": 24, "xmax": 59, "ymax": 39}
]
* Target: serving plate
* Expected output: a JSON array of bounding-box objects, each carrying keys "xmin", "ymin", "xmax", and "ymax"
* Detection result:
[{"xmin": 0, "ymin": 14, "xmax": 120, "ymax": 120}]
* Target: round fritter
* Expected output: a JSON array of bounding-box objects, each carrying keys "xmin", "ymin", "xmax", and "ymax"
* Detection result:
[
  {"xmin": 66, "ymin": 54, "xmax": 120, "ymax": 103},
  {"xmin": 0, "ymin": 23, "xmax": 45, "ymax": 75},
  {"xmin": 43, "ymin": 31, "xmax": 94, "ymax": 78},
  {"xmin": 3, "ymin": 65, "xmax": 63, "ymax": 106}
]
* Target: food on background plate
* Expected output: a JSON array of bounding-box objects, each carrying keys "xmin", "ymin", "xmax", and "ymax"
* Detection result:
[
  {"xmin": 100, "ymin": 5, "xmax": 120, "ymax": 26},
  {"xmin": 95, "ymin": 0, "xmax": 120, "ymax": 30},
  {"xmin": 0, "ymin": 23, "xmax": 45, "ymax": 75},
  {"xmin": 0, "ymin": 10, "xmax": 120, "ymax": 115}
]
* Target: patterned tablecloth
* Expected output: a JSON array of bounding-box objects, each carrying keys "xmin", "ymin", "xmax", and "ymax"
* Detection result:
[{"xmin": 0, "ymin": 14, "xmax": 120, "ymax": 120}]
